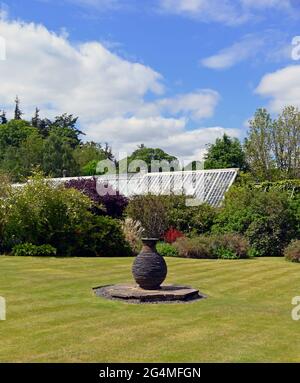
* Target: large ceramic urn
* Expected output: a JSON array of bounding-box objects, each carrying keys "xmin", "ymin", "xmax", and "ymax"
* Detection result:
[{"xmin": 132, "ymin": 238, "xmax": 167, "ymax": 290}]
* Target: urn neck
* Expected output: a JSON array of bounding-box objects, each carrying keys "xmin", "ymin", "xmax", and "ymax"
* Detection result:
[{"xmin": 141, "ymin": 238, "xmax": 159, "ymax": 253}]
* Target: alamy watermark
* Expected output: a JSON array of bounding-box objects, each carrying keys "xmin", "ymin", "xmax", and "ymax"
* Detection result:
[
  {"xmin": 93, "ymin": 156, "xmax": 206, "ymax": 206},
  {"xmin": 291, "ymin": 36, "xmax": 300, "ymax": 61},
  {"xmin": 292, "ymin": 296, "xmax": 300, "ymax": 320},
  {"xmin": 0, "ymin": 296, "xmax": 6, "ymax": 320}
]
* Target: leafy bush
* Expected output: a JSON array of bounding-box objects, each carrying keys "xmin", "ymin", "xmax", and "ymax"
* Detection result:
[
  {"xmin": 156, "ymin": 242, "xmax": 179, "ymax": 257},
  {"xmin": 174, "ymin": 236, "xmax": 213, "ymax": 259},
  {"xmin": 166, "ymin": 195, "xmax": 217, "ymax": 235},
  {"xmin": 126, "ymin": 194, "xmax": 169, "ymax": 238},
  {"xmin": 65, "ymin": 177, "xmax": 128, "ymax": 218},
  {"xmin": 122, "ymin": 218, "xmax": 143, "ymax": 255},
  {"xmin": 12, "ymin": 243, "xmax": 57, "ymax": 257},
  {"xmin": 212, "ymin": 186, "xmax": 297, "ymax": 256},
  {"xmin": 2, "ymin": 174, "xmax": 92, "ymax": 253},
  {"xmin": 164, "ymin": 228, "xmax": 184, "ymax": 243},
  {"xmin": 1, "ymin": 174, "xmax": 131, "ymax": 257},
  {"xmin": 61, "ymin": 215, "xmax": 132, "ymax": 257},
  {"xmin": 211, "ymin": 233, "xmax": 250, "ymax": 259},
  {"xmin": 284, "ymin": 240, "xmax": 300, "ymax": 263},
  {"xmin": 174, "ymin": 233, "xmax": 250, "ymax": 259}
]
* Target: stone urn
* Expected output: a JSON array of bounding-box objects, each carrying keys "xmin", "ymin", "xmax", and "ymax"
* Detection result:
[{"xmin": 132, "ymin": 238, "xmax": 167, "ymax": 290}]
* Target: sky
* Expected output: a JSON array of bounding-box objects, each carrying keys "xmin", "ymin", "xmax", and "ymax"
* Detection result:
[{"xmin": 0, "ymin": 0, "xmax": 300, "ymax": 161}]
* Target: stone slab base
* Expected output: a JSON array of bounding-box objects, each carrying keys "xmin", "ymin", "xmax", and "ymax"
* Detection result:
[{"xmin": 93, "ymin": 284, "xmax": 205, "ymax": 304}]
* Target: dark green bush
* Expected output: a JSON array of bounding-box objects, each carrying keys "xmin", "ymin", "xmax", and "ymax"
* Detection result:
[
  {"xmin": 61, "ymin": 215, "xmax": 132, "ymax": 257},
  {"xmin": 156, "ymin": 242, "xmax": 179, "ymax": 257},
  {"xmin": 12, "ymin": 243, "xmax": 57, "ymax": 257},
  {"xmin": 174, "ymin": 233, "xmax": 250, "ymax": 259},
  {"xmin": 284, "ymin": 240, "xmax": 300, "ymax": 263},
  {"xmin": 212, "ymin": 186, "xmax": 297, "ymax": 256},
  {"xmin": 1, "ymin": 174, "xmax": 131, "ymax": 257},
  {"xmin": 167, "ymin": 196, "xmax": 216, "ymax": 235}
]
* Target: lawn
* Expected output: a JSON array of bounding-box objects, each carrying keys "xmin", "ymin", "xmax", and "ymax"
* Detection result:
[{"xmin": 0, "ymin": 256, "xmax": 300, "ymax": 362}]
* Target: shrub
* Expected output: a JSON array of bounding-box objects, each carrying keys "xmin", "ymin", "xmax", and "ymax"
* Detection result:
[
  {"xmin": 156, "ymin": 242, "xmax": 179, "ymax": 257},
  {"xmin": 164, "ymin": 228, "xmax": 184, "ymax": 243},
  {"xmin": 211, "ymin": 233, "xmax": 250, "ymax": 259},
  {"xmin": 166, "ymin": 195, "xmax": 217, "ymax": 235},
  {"xmin": 65, "ymin": 177, "xmax": 128, "ymax": 218},
  {"xmin": 62, "ymin": 215, "xmax": 132, "ymax": 257},
  {"xmin": 126, "ymin": 194, "xmax": 217, "ymax": 238},
  {"xmin": 285, "ymin": 240, "xmax": 300, "ymax": 263},
  {"xmin": 1, "ymin": 174, "xmax": 131, "ymax": 257},
  {"xmin": 2, "ymin": 174, "xmax": 92, "ymax": 254},
  {"xmin": 174, "ymin": 233, "xmax": 250, "ymax": 259},
  {"xmin": 126, "ymin": 194, "xmax": 169, "ymax": 238},
  {"xmin": 212, "ymin": 186, "xmax": 297, "ymax": 256},
  {"xmin": 174, "ymin": 236, "xmax": 213, "ymax": 259},
  {"xmin": 12, "ymin": 243, "xmax": 57, "ymax": 257},
  {"xmin": 122, "ymin": 218, "xmax": 143, "ymax": 255}
]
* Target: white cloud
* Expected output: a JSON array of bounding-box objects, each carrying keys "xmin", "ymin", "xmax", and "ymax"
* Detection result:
[
  {"xmin": 201, "ymin": 32, "xmax": 291, "ymax": 70},
  {"xmin": 256, "ymin": 65, "xmax": 300, "ymax": 112},
  {"xmin": 87, "ymin": 117, "xmax": 241, "ymax": 161},
  {"xmin": 159, "ymin": 0, "xmax": 245, "ymax": 25},
  {"xmin": 0, "ymin": 17, "xmax": 231, "ymax": 161},
  {"xmin": 157, "ymin": 90, "xmax": 220, "ymax": 120},
  {"xmin": 201, "ymin": 35, "xmax": 264, "ymax": 69},
  {"xmin": 159, "ymin": 0, "xmax": 296, "ymax": 25}
]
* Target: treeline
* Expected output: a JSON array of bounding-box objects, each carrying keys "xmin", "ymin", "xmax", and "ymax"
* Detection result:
[
  {"xmin": 204, "ymin": 106, "xmax": 300, "ymax": 181},
  {"xmin": 0, "ymin": 98, "xmax": 114, "ymax": 181},
  {"xmin": 1, "ymin": 98, "xmax": 300, "ymax": 183}
]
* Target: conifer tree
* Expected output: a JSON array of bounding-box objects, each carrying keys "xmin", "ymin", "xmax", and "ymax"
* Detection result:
[
  {"xmin": 14, "ymin": 96, "xmax": 23, "ymax": 120},
  {"xmin": 31, "ymin": 107, "xmax": 40, "ymax": 128},
  {"xmin": 0, "ymin": 111, "xmax": 7, "ymax": 124}
]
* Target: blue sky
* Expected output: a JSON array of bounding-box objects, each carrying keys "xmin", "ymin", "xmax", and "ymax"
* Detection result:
[{"xmin": 0, "ymin": 0, "xmax": 300, "ymax": 161}]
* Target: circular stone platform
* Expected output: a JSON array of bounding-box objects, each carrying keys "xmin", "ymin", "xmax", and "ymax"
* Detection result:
[{"xmin": 93, "ymin": 284, "xmax": 205, "ymax": 304}]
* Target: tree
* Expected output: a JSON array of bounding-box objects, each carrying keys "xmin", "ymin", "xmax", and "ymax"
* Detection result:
[
  {"xmin": 50, "ymin": 114, "xmax": 84, "ymax": 148},
  {"xmin": 0, "ymin": 111, "xmax": 7, "ymax": 125},
  {"xmin": 38, "ymin": 118, "xmax": 52, "ymax": 138},
  {"xmin": 0, "ymin": 120, "xmax": 36, "ymax": 155},
  {"xmin": 204, "ymin": 134, "xmax": 247, "ymax": 170},
  {"xmin": 244, "ymin": 108, "xmax": 274, "ymax": 180},
  {"xmin": 120, "ymin": 146, "xmax": 179, "ymax": 173},
  {"xmin": 245, "ymin": 106, "xmax": 300, "ymax": 180},
  {"xmin": 31, "ymin": 107, "xmax": 41, "ymax": 128},
  {"xmin": 43, "ymin": 133, "xmax": 78, "ymax": 177},
  {"xmin": 272, "ymin": 106, "xmax": 300, "ymax": 178},
  {"xmin": 14, "ymin": 96, "xmax": 23, "ymax": 120},
  {"xmin": 18, "ymin": 132, "xmax": 44, "ymax": 177}
]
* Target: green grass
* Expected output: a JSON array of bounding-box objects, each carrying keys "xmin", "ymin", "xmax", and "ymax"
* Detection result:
[{"xmin": 0, "ymin": 256, "xmax": 300, "ymax": 362}]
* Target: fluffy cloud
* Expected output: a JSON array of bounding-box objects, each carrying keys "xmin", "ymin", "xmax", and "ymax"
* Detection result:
[
  {"xmin": 157, "ymin": 90, "xmax": 219, "ymax": 120},
  {"xmin": 87, "ymin": 118, "xmax": 241, "ymax": 161},
  {"xmin": 256, "ymin": 65, "xmax": 300, "ymax": 112},
  {"xmin": 0, "ymin": 16, "xmax": 235, "ymax": 161},
  {"xmin": 159, "ymin": 0, "xmax": 296, "ymax": 25}
]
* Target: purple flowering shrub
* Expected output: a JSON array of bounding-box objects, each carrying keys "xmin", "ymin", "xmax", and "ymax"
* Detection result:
[{"xmin": 65, "ymin": 177, "xmax": 128, "ymax": 218}]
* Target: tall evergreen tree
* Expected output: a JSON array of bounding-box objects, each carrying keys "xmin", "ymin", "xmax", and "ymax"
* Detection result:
[
  {"xmin": 14, "ymin": 96, "xmax": 23, "ymax": 120},
  {"xmin": 31, "ymin": 107, "xmax": 41, "ymax": 128},
  {"xmin": 0, "ymin": 111, "xmax": 7, "ymax": 124}
]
